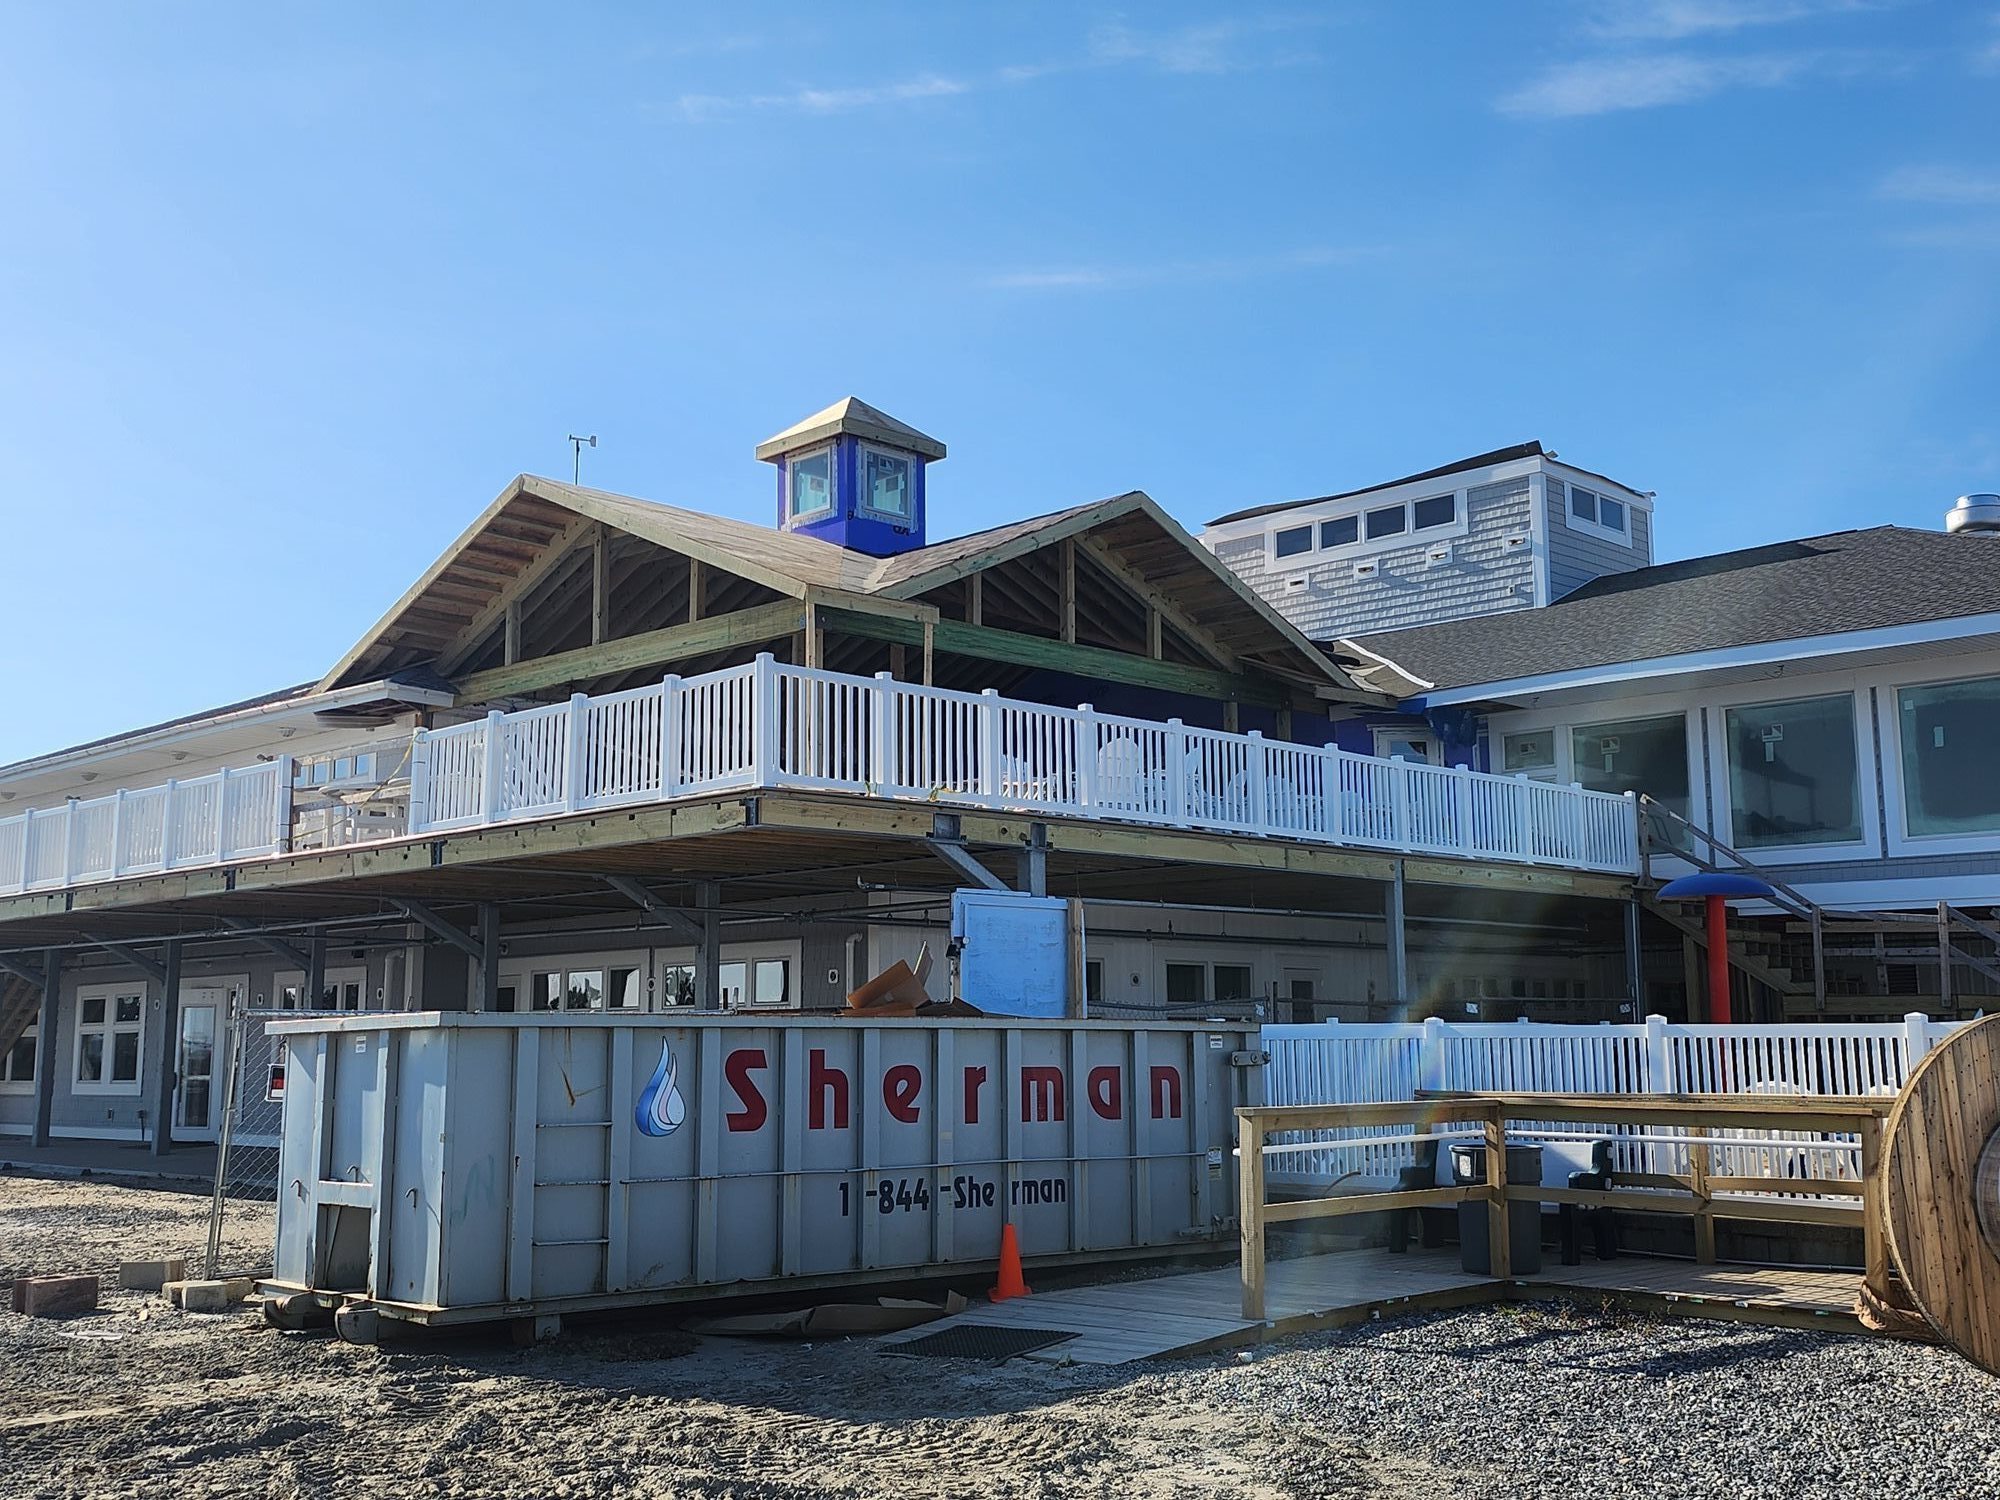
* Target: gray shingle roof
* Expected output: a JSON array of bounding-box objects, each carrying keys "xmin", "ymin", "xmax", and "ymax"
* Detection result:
[{"xmin": 1342, "ymin": 526, "xmax": 2000, "ymax": 695}]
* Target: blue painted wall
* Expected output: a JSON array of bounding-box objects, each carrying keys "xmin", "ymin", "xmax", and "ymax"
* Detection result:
[{"xmin": 777, "ymin": 435, "xmax": 928, "ymax": 557}]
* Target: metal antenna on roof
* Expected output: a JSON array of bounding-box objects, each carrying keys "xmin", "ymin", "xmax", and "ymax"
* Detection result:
[{"xmin": 567, "ymin": 433, "xmax": 597, "ymax": 486}]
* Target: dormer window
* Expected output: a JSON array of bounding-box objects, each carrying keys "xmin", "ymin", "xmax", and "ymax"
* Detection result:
[
  {"xmin": 788, "ymin": 446, "xmax": 834, "ymax": 520},
  {"xmin": 1365, "ymin": 504, "xmax": 1407, "ymax": 540},
  {"xmin": 1567, "ymin": 484, "xmax": 1628, "ymax": 541},
  {"xmin": 1274, "ymin": 525, "xmax": 1312, "ymax": 558},
  {"xmin": 860, "ymin": 445, "xmax": 912, "ymax": 522}
]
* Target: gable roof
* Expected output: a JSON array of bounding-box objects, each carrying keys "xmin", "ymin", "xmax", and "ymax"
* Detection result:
[
  {"xmin": 321, "ymin": 475, "xmax": 1368, "ymax": 696},
  {"xmin": 1342, "ymin": 526, "xmax": 2000, "ymax": 699}
]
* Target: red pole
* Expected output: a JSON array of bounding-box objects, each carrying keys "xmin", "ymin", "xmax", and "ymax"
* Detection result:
[{"xmin": 1705, "ymin": 892, "xmax": 1731, "ymax": 1025}]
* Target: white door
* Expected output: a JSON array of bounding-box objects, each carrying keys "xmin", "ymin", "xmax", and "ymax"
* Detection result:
[{"xmin": 174, "ymin": 982, "xmax": 239, "ymax": 1141}]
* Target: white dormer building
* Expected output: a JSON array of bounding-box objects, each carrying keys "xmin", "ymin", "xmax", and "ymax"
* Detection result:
[{"xmin": 1200, "ymin": 442, "xmax": 1655, "ymax": 642}]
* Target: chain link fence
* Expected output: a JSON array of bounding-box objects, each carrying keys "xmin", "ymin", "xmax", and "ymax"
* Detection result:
[{"xmin": 203, "ymin": 1004, "xmax": 297, "ymax": 1278}]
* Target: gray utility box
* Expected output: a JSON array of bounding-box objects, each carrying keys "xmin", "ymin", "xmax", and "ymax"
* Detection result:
[
  {"xmin": 1450, "ymin": 1143, "xmax": 1544, "ymax": 1277},
  {"xmin": 263, "ymin": 1012, "xmax": 1261, "ymax": 1325}
]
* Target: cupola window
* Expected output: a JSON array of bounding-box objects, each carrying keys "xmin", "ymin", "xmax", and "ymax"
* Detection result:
[
  {"xmin": 861, "ymin": 445, "xmax": 912, "ymax": 521},
  {"xmin": 789, "ymin": 447, "xmax": 834, "ymax": 520}
]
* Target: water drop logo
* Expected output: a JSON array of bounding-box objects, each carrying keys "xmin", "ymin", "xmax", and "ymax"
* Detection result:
[{"xmin": 636, "ymin": 1038, "xmax": 688, "ymax": 1137}]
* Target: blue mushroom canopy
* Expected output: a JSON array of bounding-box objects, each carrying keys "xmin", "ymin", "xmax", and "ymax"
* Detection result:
[{"xmin": 1656, "ymin": 871, "xmax": 1778, "ymax": 900}]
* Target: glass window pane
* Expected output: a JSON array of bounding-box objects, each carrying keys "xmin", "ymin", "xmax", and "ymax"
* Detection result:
[
  {"xmin": 1412, "ymin": 494, "xmax": 1456, "ymax": 530},
  {"xmin": 1319, "ymin": 516, "xmax": 1359, "ymax": 548},
  {"xmin": 1900, "ymin": 677, "xmax": 2000, "ymax": 836},
  {"xmin": 789, "ymin": 449, "xmax": 832, "ymax": 518},
  {"xmin": 1598, "ymin": 496, "xmax": 1625, "ymax": 532},
  {"xmin": 113, "ymin": 1030, "xmax": 140, "ymax": 1082},
  {"xmin": 78, "ymin": 1033, "xmax": 104, "ymax": 1083},
  {"xmin": 7, "ymin": 1033, "xmax": 34, "ymax": 1082},
  {"xmin": 1274, "ymin": 525, "xmax": 1312, "ymax": 558},
  {"xmin": 609, "ymin": 966, "xmax": 643, "ymax": 1008},
  {"xmin": 1365, "ymin": 505, "xmax": 1407, "ymax": 540},
  {"xmin": 565, "ymin": 970, "xmax": 604, "ymax": 1010},
  {"xmin": 1213, "ymin": 964, "xmax": 1253, "ymax": 1001},
  {"xmin": 1165, "ymin": 963, "xmax": 1205, "ymax": 1005},
  {"xmin": 1725, "ymin": 694, "xmax": 1861, "ymax": 848},
  {"xmin": 662, "ymin": 965, "xmax": 695, "ymax": 1007},
  {"xmin": 863, "ymin": 450, "xmax": 910, "ymax": 518},
  {"xmin": 115, "ymin": 995, "xmax": 142, "ymax": 1024},
  {"xmin": 1502, "ymin": 730, "xmax": 1556, "ymax": 772},
  {"xmin": 1085, "ymin": 961, "xmax": 1104, "ymax": 1007},
  {"xmin": 532, "ymin": 973, "xmax": 564, "ymax": 1012},
  {"xmin": 719, "ymin": 962, "xmax": 747, "ymax": 1008},
  {"xmin": 1571, "ymin": 714, "xmax": 1689, "ymax": 819},
  {"xmin": 1570, "ymin": 487, "xmax": 1597, "ymax": 521},
  {"xmin": 753, "ymin": 959, "xmax": 788, "ymax": 1006},
  {"xmin": 82, "ymin": 995, "xmax": 105, "ymax": 1026}
]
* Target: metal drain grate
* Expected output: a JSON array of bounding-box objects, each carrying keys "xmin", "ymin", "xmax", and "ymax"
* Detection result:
[{"xmin": 893, "ymin": 1325, "xmax": 1080, "ymax": 1361}]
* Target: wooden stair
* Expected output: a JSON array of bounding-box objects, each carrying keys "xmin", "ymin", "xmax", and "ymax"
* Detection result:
[
  {"xmin": 1641, "ymin": 892, "xmax": 1812, "ymax": 999},
  {"xmin": 0, "ymin": 973, "xmax": 41, "ymax": 1060}
]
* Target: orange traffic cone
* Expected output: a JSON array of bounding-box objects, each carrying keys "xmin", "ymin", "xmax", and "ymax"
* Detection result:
[{"xmin": 990, "ymin": 1223, "xmax": 1031, "ymax": 1301}]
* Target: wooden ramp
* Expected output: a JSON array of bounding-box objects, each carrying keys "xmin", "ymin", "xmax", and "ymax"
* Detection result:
[{"xmin": 879, "ymin": 1250, "xmax": 1869, "ymax": 1366}]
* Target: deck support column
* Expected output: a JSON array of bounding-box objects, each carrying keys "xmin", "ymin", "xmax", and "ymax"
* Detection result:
[
  {"xmin": 151, "ymin": 940, "xmax": 183, "ymax": 1157},
  {"xmin": 1385, "ymin": 860, "xmax": 1409, "ymax": 1012},
  {"xmin": 694, "ymin": 881, "xmax": 722, "ymax": 1013},
  {"xmin": 29, "ymin": 949, "xmax": 62, "ymax": 1148},
  {"xmin": 477, "ymin": 902, "xmax": 501, "ymax": 1014},
  {"xmin": 305, "ymin": 938, "xmax": 326, "ymax": 1012},
  {"xmin": 1017, "ymin": 824, "xmax": 1048, "ymax": 899}
]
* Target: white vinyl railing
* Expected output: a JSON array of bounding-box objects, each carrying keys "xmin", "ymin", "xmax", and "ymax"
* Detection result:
[
  {"xmin": 1261, "ymin": 1013, "xmax": 1959, "ymax": 1191},
  {"xmin": 0, "ymin": 759, "xmax": 292, "ymax": 895},
  {"xmin": 407, "ymin": 656, "xmax": 1642, "ymax": 872}
]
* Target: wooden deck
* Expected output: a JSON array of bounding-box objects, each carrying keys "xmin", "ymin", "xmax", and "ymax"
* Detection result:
[{"xmin": 878, "ymin": 1249, "xmax": 1872, "ymax": 1366}]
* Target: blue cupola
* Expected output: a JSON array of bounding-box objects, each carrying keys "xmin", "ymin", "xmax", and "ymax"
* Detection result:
[{"xmin": 756, "ymin": 397, "xmax": 945, "ymax": 557}]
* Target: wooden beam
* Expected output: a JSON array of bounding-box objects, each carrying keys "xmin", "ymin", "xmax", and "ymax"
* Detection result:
[
  {"xmin": 456, "ymin": 599, "xmax": 804, "ymax": 702},
  {"xmin": 1059, "ymin": 538, "xmax": 1076, "ymax": 644},
  {"xmin": 438, "ymin": 512, "xmax": 595, "ymax": 676},
  {"xmin": 503, "ymin": 601, "xmax": 520, "ymax": 666},
  {"xmin": 819, "ymin": 610, "xmax": 1289, "ymax": 707},
  {"xmin": 967, "ymin": 572, "xmax": 982, "ymax": 628},
  {"xmin": 688, "ymin": 558, "xmax": 704, "ymax": 623},
  {"xmin": 591, "ymin": 524, "xmax": 609, "ymax": 645},
  {"xmin": 1075, "ymin": 534, "xmax": 1236, "ymax": 670}
]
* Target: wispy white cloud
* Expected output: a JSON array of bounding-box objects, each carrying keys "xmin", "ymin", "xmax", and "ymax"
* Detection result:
[
  {"xmin": 1498, "ymin": 49, "xmax": 1841, "ymax": 116},
  {"xmin": 668, "ymin": 14, "xmax": 1327, "ymax": 122},
  {"xmin": 1581, "ymin": 0, "xmax": 1887, "ymax": 42},
  {"xmin": 984, "ymin": 246, "xmax": 1377, "ymax": 293},
  {"xmin": 1879, "ymin": 165, "xmax": 2000, "ymax": 205}
]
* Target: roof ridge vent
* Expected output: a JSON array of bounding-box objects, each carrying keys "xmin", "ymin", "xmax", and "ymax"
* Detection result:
[{"xmin": 1946, "ymin": 494, "xmax": 2000, "ymax": 536}]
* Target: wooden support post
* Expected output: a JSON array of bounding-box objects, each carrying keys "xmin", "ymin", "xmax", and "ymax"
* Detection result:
[
  {"xmin": 504, "ymin": 600, "xmax": 521, "ymax": 666},
  {"xmin": 888, "ymin": 643, "xmax": 907, "ymax": 681},
  {"xmin": 694, "ymin": 881, "xmax": 722, "ymax": 1013},
  {"xmin": 1146, "ymin": 606, "xmax": 1162, "ymax": 660},
  {"xmin": 804, "ymin": 600, "xmax": 822, "ymax": 670},
  {"xmin": 30, "ymin": 949, "xmax": 63, "ymax": 1148},
  {"xmin": 1681, "ymin": 935, "xmax": 1705, "ymax": 1024},
  {"xmin": 1222, "ymin": 700, "xmax": 1240, "ymax": 734},
  {"xmin": 1811, "ymin": 908, "xmax": 1827, "ymax": 1013},
  {"xmin": 1065, "ymin": 898, "xmax": 1087, "ymax": 1018},
  {"xmin": 1938, "ymin": 902, "xmax": 1953, "ymax": 1014},
  {"xmin": 1385, "ymin": 861, "xmax": 1409, "ymax": 1008},
  {"xmin": 1238, "ymin": 1111, "xmax": 1266, "ymax": 1321},
  {"xmin": 1859, "ymin": 1114, "xmax": 1888, "ymax": 1301},
  {"xmin": 1017, "ymin": 823, "xmax": 1048, "ymax": 898},
  {"xmin": 1624, "ymin": 900, "xmax": 1644, "ymax": 1007},
  {"xmin": 1484, "ymin": 1107, "xmax": 1510, "ymax": 1280},
  {"xmin": 151, "ymin": 941, "xmax": 183, "ymax": 1157},
  {"xmin": 1688, "ymin": 1124, "xmax": 1715, "ymax": 1263},
  {"xmin": 967, "ymin": 572, "xmax": 982, "ymax": 628},
  {"xmin": 591, "ymin": 524, "xmax": 609, "ymax": 645},
  {"xmin": 922, "ymin": 620, "xmax": 934, "ymax": 685},
  {"xmin": 687, "ymin": 558, "xmax": 704, "ymax": 623},
  {"xmin": 477, "ymin": 902, "xmax": 501, "ymax": 1014},
  {"xmin": 1275, "ymin": 706, "xmax": 1292, "ymax": 741},
  {"xmin": 1059, "ymin": 538, "xmax": 1076, "ymax": 644}
]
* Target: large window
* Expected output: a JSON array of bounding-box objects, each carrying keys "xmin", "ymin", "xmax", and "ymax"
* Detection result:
[
  {"xmin": 1899, "ymin": 676, "xmax": 2000, "ymax": 837},
  {"xmin": 74, "ymin": 987, "xmax": 145, "ymax": 1093},
  {"xmin": 1570, "ymin": 714, "xmax": 1689, "ymax": 819},
  {"xmin": 1567, "ymin": 484, "xmax": 1629, "ymax": 541},
  {"xmin": 859, "ymin": 445, "xmax": 912, "ymax": 521},
  {"xmin": 1723, "ymin": 694, "xmax": 1862, "ymax": 849},
  {"xmin": 1, "ymin": 1020, "xmax": 34, "ymax": 1090},
  {"xmin": 513, "ymin": 964, "xmax": 645, "ymax": 1012},
  {"xmin": 1501, "ymin": 729, "xmax": 1557, "ymax": 779},
  {"xmin": 721, "ymin": 958, "xmax": 792, "ymax": 1010},
  {"xmin": 787, "ymin": 446, "xmax": 833, "ymax": 520}
]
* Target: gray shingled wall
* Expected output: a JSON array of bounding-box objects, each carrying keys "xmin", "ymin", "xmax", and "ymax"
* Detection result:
[
  {"xmin": 1211, "ymin": 477, "xmax": 1538, "ymax": 640},
  {"xmin": 1547, "ymin": 476, "xmax": 1652, "ymax": 601}
]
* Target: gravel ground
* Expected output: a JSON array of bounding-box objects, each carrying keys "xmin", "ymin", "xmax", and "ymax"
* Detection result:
[{"xmin": 4, "ymin": 1176, "xmax": 1998, "ymax": 1498}]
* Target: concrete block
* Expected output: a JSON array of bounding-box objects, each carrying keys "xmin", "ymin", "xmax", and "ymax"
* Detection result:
[
  {"xmin": 164, "ymin": 1277, "xmax": 256, "ymax": 1313},
  {"xmin": 10, "ymin": 1274, "xmax": 100, "ymax": 1318},
  {"xmin": 119, "ymin": 1258, "xmax": 186, "ymax": 1292},
  {"xmin": 334, "ymin": 1304, "xmax": 380, "ymax": 1345}
]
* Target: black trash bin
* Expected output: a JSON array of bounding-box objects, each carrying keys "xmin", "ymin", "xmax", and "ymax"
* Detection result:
[{"xmin": 1450, "ymin": 1142, "xmax": 1543, "ymax": 1276}]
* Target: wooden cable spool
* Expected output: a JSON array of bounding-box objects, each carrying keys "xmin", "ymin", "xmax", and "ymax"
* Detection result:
[{"xmin": 1882, "ymin": 1013, "xmax": 2000, "ymax": 1372}]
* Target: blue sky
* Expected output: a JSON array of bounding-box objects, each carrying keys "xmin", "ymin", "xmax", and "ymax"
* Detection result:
[{"xmin": 3, "ymin": 1, "xmax": 1997, "ymax": 762}]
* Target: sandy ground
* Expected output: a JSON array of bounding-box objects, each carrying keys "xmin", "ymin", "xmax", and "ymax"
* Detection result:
[{"xmin": 4, "ymin": 1174, "xmax": 1996, "ymax": 1499}]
